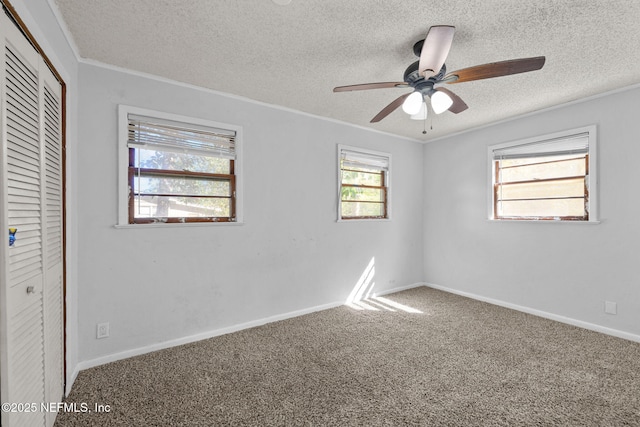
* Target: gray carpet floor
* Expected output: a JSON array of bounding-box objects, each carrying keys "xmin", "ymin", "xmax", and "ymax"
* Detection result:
[{"xmin": 55, "ymin": 287, "xmax": 640, "ymax": 426}]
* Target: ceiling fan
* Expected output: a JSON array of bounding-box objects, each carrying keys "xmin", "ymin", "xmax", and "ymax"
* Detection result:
[{"xmin": 333, "ymin": 25, "xmax": 546, "ymax": 123}]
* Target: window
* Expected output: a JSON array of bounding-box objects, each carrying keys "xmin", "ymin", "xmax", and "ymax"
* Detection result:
[
  {"xmin": 338, "ymin": 145, "xmax": 390, "ymax": 220},
  {"xmin": 118, "ymin": 106, "xmax": 242, "ymax": 225},
  {"xmin": 489, "ymin": 126, "xmax": 597, "ymax": 221}
]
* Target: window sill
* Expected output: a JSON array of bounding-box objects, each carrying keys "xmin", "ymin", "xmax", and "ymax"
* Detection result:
[
  {"xmin": 115, "ymin": 221, "xmax": 244, "ymax": 229},
  {"xmin": 337, "ymin": 218, "xmax": 391, "ymax": 223},
  {"xmin": 487, "ymin": 218, "xmax": 601, "ymax": 224}
]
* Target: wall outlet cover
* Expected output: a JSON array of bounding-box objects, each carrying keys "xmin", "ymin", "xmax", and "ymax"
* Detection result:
[
  {"xmin": 604, "ymin": 301, "xmax": 617, "ymax": 315},
  {"xmin": 97, "ymin": 322, "xmax": 110, "ymax": 339}
]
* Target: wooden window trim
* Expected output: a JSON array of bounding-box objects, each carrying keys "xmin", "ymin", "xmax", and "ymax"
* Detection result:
[
  {"xmin": 127, "ymin": 148, "xmax": 236, "ymax": 224},
  {"xmin": 493, "ymin": 154, "xmax": 589, "ymax": 221},
  {"xmin": 340, "ymin": 169, "xmax": 388, "ymax": 220}
]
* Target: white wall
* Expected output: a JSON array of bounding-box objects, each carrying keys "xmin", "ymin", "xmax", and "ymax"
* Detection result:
[
  {"xmin": 10, "ymin": 0, "xmax": 80, "ymax": 394},
  {"xmin": 423, "ymin": 85, "xmax": 640, "ymax": 339},
  {"xmin": 76, "ymin": 63, "xmax": 424, "ymax": 365},
  {"xmin": 22, "ymin": 0, "xmax": 639, "ymax": 396}
]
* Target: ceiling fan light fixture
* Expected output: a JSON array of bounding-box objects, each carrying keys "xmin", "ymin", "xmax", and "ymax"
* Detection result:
[
  {"xmin": 332, "ymin": 23, "xmax": 545, "ymax": 127},
  {"xmin": 410, "ymin": 102, "xmax": 428, "ymax": 120},
  {"xmin": 431, "ymin": 90, "xmax": 453, "ymax": 114},
  {"xmin": 402, "ymin": 91, "xmax": 423, "ymax": 115}
]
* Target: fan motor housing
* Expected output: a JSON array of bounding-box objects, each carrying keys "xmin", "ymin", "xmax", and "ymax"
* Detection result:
[{"xmin": 404, "ymin": 60, "xmax": 446, "ymax": 95}]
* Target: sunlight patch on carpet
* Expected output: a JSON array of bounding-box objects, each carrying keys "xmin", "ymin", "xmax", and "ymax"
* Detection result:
[
  {"xmin": 371, "ymin": 296, "xmax": 422, "ymax": 313},
  {"xmin": 345, "ymin": 257, "xmax": 422, "ymax": 313},
  {"xmin": 345, "ymin": 257, "xmax": 376, "ymax": 309}
]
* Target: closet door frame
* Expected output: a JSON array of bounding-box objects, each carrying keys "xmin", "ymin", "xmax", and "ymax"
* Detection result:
[{"xmin": 0, "ymin": 0, "xmax": 67, "ymax": 418}]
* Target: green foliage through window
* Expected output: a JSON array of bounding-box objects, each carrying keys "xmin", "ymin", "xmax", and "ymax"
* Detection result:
[
  {"xmin": 339, "ymin": 148, "xmax": 389, "ymax": 220},
  {"xmin": 127, "ymin": 114, "xmax": 237, "ymax": 224}
]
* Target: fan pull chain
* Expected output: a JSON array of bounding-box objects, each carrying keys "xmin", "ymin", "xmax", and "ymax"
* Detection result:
[{"xmin": 422, "ymin": 111, "xmax": 433, "ymax": 134}]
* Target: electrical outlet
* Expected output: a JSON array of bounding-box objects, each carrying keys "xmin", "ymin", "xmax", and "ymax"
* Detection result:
[
  {"xmin": 604, "ymin": 301, "xmax": 617, "ymax": 315},
  {"xmin": 97, "ymin": 322, "xmax": 110, "ymax": 339}
]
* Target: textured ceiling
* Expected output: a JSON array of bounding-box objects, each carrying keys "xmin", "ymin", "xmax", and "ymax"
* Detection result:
[{"xmin": 53, "ymin": 0, "xmax": 640, "ymax": 141}]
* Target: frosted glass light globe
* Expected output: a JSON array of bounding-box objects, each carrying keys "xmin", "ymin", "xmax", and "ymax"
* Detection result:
[
  {"xmin": 410, "ymin": 102, "xmax": 428, "ymax": 120},
  {"xmin": 431, "ymin": 90, "xmax": 453, "ymax": 114},
  {"xmin": 402, "ymin": 92, "xmax": 424, "ymax": 115}
]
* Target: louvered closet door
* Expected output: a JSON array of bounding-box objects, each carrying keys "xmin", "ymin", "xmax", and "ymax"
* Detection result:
[
  {"xmin": 41, "ymin": 57, "xmax": 64, "ymax": 427},
  {"xmin": 1, "ymin": 9, "xmax": 64, "ymax": 427}
]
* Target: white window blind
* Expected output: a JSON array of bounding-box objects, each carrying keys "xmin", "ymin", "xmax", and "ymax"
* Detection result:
[
  {"xmin": 492, "ymin": 132, "xmax": 589, "ymax": 160},
  {"xmin": 488, "ymin": 126, "xmax": 598, "ymax": 222},
  {"xmin": 340, "ymin": 149, "xmax": 390, "ymax": 171},
  {"xmin": 338, "ymin": 145, "xmax": 391, "ymax": 221},
  {"xmin": 127, "ymin": 114, "xmax": 236, "ymax": 159}
]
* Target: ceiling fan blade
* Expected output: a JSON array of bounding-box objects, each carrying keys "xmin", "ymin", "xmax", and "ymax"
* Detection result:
[
  {"xmin": 333, "ymin": 82, "xmax": 408, "ymax": 92},
  {"xmin": 445, "ymin": 56, "xmax": 546, "ymax": 84},
  {"xmin": 434, "ymin": 87, "xmax": 468, "ymax": 114},
  {"xmin": 418, "ymin": 25, "xmax": 455, "ymax": 78},
  {"xmin": 370, "ymin": 93, "xmax": 412, "ymax": 123}
]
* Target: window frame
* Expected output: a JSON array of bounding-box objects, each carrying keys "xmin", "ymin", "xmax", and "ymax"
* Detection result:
[
  {"xmin": 117, "ymin": 105, "xmax": 243, "ymax": 226},
  {"xmin": 487, "ymin": 125, "xmax": 598, "ymax": 222},
  {"xmin": 337, "ymin": 145, "xmax": 391, "ymax": 222}
]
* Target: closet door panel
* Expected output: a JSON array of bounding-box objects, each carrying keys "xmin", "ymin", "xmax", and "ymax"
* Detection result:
[
  {"xmin": 42, "ymin": 75, "xmax": 64, "ymax": 427},
  {"xmin": 1, "ymin": 7, "xmax": 64, "ymax": 425},
  {"xmin": 5, "ymin": 275, "xmax": 44, "ymax": 426}
]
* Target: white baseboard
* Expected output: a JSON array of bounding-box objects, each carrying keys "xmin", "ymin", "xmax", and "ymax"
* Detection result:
[
  {"xmin": 374, "ymin": 281, "xmax": 425, "ymax": 297},
  {"xmin": 75, "ymin": 300, "xmax": 342, "ymax": 373},
  {"xmin": 425, "ymin": 283, "xmax": 640, "ymax": 344},
  {"xmin": 76, "ymin": 282, "xmax": 427, "ymax": 373},
  {"xmin": 65, "ymin": 367, "xmax": 80, "ymax": 397},
  {"xmin": 67, "ymin": 282, "xmax": 431, "ymax": 390},
  {"xmin": 68, "ymin": 281, "xmax": 637, "ymax": 395}
]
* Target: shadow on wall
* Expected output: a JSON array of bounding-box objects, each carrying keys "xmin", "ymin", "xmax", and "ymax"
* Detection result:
[{"xmin": 345, "ymin": 257, "xmax": 422, "ymax": 313}]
